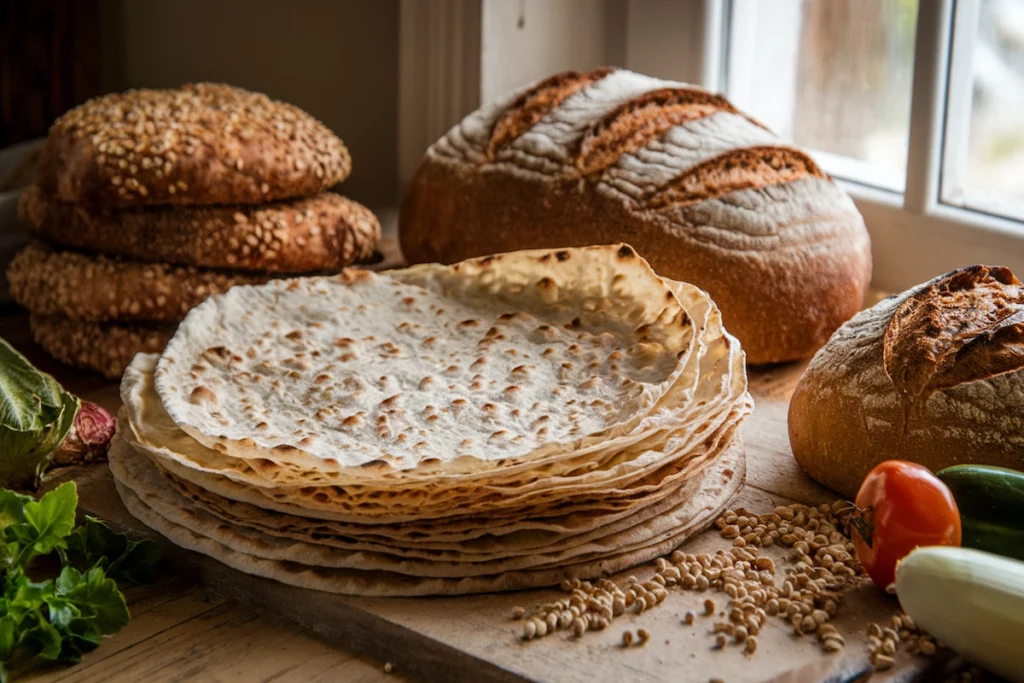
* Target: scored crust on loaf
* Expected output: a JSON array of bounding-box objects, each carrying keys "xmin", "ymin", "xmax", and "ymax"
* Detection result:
[
  {"xmin": 400, "ymin": 67, "xmax": 872, "ymax": 364},
  {"xmin": 30, "ymin": 314, "xmax": 172, "ymax": 379},
  {"xmin": 19, "ymin": 186, "xmax": 381, "ymax": 272},
  {"xmin": 789, "ymin": 265, "xmax": 1024, "ymax": 497},
  {"xmin": 7, "ymin": 241, "xmax": 272, "ymax": 323},
  {"xmin": 882, "ymin": 264, "xmax": 1024, "ymax": 404},
  {"xmin": 38, "ymin": 83, "xmax": 351, "ymax": 207}
]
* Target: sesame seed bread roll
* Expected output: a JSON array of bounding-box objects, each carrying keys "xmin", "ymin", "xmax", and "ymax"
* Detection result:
[
  {"xmin": 38, "ymin": 83, "xmax": 351, "ymax": 207},
  {"xmin": 7, "ymin": 241, "xmax": 271, "ymax": 323},
  {"xmin": 18, "ymin": 186, "xmax": 380, "ymax": 273},
  {"xmin": 30, "ymin": 314, "xmax": 172, "ymax": 379},
  {"xmin": 789, "ymin": 265, "xmax": 1024, "ymax": 497},
  {"xmin": 399, "ymin": 68, "xmax": 872, "ymax": 364}
]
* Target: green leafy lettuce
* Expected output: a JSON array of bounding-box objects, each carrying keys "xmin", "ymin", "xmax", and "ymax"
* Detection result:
[{"xmin": 0, "ymin": 340, "xmax": 80, "ymax": 489}]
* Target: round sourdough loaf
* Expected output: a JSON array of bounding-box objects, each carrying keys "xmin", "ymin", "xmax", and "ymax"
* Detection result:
[
  {"xmin": 19, "ymin": 186, "xmax": 380, "ymax": 272},
  {"xmin": 30, "ymin": 314, "xmax": 172, "ymax": 379},
  {"xmin": 789, "ymin": 265, "xmax": 1024, "ymax": 497},
  {"xmin": 8, "ymin": 241, "xmax": 271, "ymax": 323},
  {"xmin": 38, "ymin": 83, "xmax": 351, "ymax": 206},
  {"xmin": 399, "ymin": 68, "xmax": 871, "ymax": 364}
]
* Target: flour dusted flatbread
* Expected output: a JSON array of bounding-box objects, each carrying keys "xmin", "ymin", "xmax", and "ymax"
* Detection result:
[
  {"xmin": 114, "ymin": 244, "xmax": 753, "ymax": 595},
  {"xmin": 154, "ymin": 245, "xmax": 695, "ymax": 477}
]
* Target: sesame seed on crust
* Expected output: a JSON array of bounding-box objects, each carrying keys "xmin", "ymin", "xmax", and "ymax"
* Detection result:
[
  {"xmin": 7, "ymin": 241, "xmax": 273, "ymax": 324},
  {"xmin": 19, "ymin": 187, "xmax": 381, "ymax": 273},
  {"xmin": 30, "ymin": 314, "xmax": 172, "ymax": 379},
  {"xmin": 37, "ymin": 83, "xmax": 351, "ymax": 207}
]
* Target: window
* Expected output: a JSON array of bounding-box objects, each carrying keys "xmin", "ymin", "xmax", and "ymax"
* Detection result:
[
  {"xmin": 626, "ymin": 0, "xmax": 1024, "ymax": 291},
  {"xmin": 726, "ymin": 0, "xmax": 919, "ymax": 192},
  {"xmin": 942, "ymin": 0, "xmax": 1024, "ymax": 221}
]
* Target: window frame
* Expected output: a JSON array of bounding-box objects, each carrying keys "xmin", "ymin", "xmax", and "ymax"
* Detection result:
[{"xmin": 625, "ymin": 0, "xmax": 1024, "ymax": 292}]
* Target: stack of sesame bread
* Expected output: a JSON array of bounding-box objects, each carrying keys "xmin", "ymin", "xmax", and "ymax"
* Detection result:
[{"xmin": 7, "ymin": 83, "xmax": 381, "ymax": 378}]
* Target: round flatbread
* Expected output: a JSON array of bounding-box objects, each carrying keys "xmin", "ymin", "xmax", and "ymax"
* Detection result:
[
  {"xmin": 112, "ymin": 244, "xmax": 753, "ymax": 595},
  {"xmin": 111, "ymin": 435, "xmax": 746, "ymax": 595},
  {"xmin": 154, "ymin": 245, "xmax": 699, "ymax": 478}
]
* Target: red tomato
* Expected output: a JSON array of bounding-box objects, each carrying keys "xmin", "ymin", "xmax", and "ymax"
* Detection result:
[{"xmin": 851, "ymin": 460, "xmax": 961, "ymax": 591}]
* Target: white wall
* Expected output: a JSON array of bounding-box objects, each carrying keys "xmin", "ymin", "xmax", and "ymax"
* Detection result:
[
  {"xmin": 100, "ymin": 0, "xmax": 399, "ymax": 207},
  {"xmin": 480, "ymin": 0, "xmax": 625, "ymax": 103}
]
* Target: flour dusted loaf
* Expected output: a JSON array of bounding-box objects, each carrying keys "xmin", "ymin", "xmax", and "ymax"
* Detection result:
[
  {"xmin": 19, "ymin": 186, "xmax": 380, "ymax": 272},
  {"xmin": 38, "ymin": 83, "xmax": 351, "ymax": 206},
  {"xmin": 400, "ymin": 68, "xmax": 871, "ymax": 364},
  {"xmin": 789, "ymin": 265, "xmax": 1024, "ymax": 497}
]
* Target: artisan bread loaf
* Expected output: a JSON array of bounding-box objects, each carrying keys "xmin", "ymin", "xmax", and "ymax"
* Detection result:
[
  {"xmin": 30, "ymin": 314, "xmax": 172, "ymax": 379},
  {"xmin": 19, "ymin": 186, "xmax": 380, "ymax": 272},
  {"xmin": 399, "ymin": 68, "xmax": 871, "ymax": 364},
  {"xmin": 38, "ymin": 83, "xmax": 351, "ymax": 206},
  {"xmin": 8, "ymin": 241, "xmax": 270, "ymax": 323},
  {"xmin": 789, "ymin": 265, "xmax": 1024, "ymax": 497}
]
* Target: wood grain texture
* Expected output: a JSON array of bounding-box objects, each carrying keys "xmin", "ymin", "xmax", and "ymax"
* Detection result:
[{"xmin": 1, "ymin": 234, "xmax": 937, "ymax": 682}]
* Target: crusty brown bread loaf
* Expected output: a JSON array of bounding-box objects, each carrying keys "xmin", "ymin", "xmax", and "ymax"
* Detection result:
[
  {"xmin": 30, "ymin": 314, "xmax": 172, "ymax": 379},
  {"xmin": 7, "ymin": 241, "xmax": 271, "ymax": 323},
  {"xmin": 789, "ymin": 265, "xmax": 1024, "ymax": 497},
  {"xmin": 37, "ymin": 83, "xmax": 351, "ymax": 207},
  {"xmin": 19, "ymin": 186, "xmax": 380, "ymax": 273},
  {"xmin": 399, "ymin": 68, "xmax": 871, "ymax": 364}
]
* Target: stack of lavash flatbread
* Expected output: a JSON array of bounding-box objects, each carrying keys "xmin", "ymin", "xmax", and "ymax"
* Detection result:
[{"xmin": 110, "ymin": 244, "xmax": 753, "ymax": 596}]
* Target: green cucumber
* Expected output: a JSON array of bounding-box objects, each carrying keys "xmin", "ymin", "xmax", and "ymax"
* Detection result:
[{"xmin": 937, "ymin": 464, "xmax": 1024, "ymax": 561}]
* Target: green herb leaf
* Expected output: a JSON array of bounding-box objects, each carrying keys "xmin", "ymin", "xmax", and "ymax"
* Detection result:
[
  {"xmin": 0, "ymin": 483, "xmax": 153, "ymax": 674},
  {"xmin": 0, "ymin": 617, "xmax": 15, "ymax": 660},
  {"xmin": 17, "ymin": 611, "xmax": 62, "ymax": 661},
  {"xmin": 0, "ymin": 340, "xmax": 80, "ymax": 489},
  {"xmin": 20, "ymin": 482, "xmax": 77, "ymax": 558},
  {"xmin": 65, "ymin": 517, "xmax": 160, "ymax": 584},
  {"xmin": 54, "ymin": 567, "xmax": 129, "ymax": 635},
  {"xmin": 0, "ymin": 489, "xmax": 31, "ymax": 532}
]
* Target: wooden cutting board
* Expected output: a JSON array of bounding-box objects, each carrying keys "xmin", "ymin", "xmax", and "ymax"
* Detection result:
[
  {"xmin": 11, "ymin": 234, "xmax": 950, "ymax": 683},
  {"xmin": 58, "ymin": 365, "xmax": 948, "ymax": 683}
]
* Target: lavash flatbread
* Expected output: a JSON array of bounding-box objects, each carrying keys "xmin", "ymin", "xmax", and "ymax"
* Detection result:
[
  {"xmin": 119, "ymin": 273, "xmax": 749, "ymax": 520},
  {"xmin": 112, "ymin": 244, "xmax": 753, "ymax": 595},
  {"xmin": 111, "ymin": 436, "xmax": 745, "ymax": 595},
  {"xmin": 153, "ymin": 245, "xmax": 697, "ymax": 478}
]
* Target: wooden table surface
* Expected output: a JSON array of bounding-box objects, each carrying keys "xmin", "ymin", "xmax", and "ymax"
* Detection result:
[{"xmin": 1, "ymin": 231, "xmax": 922, "ymax": 683}]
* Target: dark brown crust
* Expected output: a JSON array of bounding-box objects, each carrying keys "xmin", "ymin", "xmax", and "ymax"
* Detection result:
[
  {"xmin": 37, "ymin": 83, "xmax": 351, "ymax": 207},
  {"xmin": 647, "ymin": 147, "xmax": 826, "ymax": 209},
  {"xmin": 7, "ymin": 241, "xmax": 272, "ymax": 323},
  {"xmin": 883, "ymin": 265, "xmax": 1024, "ymax": 403},
  {"xmin": 487, "ymin": 68, "xmax": 615, "ymax": 160},
  {"xmin": 400, "ymin": 160, "xmax": 869, "ymax": 365},
  {"xmin": 789, "ymin": 268, "xmax": 1024, "ymax": 497},
  {"xmin": 19, "ymin": 186, "xmax": 380, "ymax": 273},
  {"xmin": 30, "ymin": 314, "xmax": 172, "ymax": 379},
  {"xmin": 575, "ymin": 88, "xmax": 740, "ymax": 177}
]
